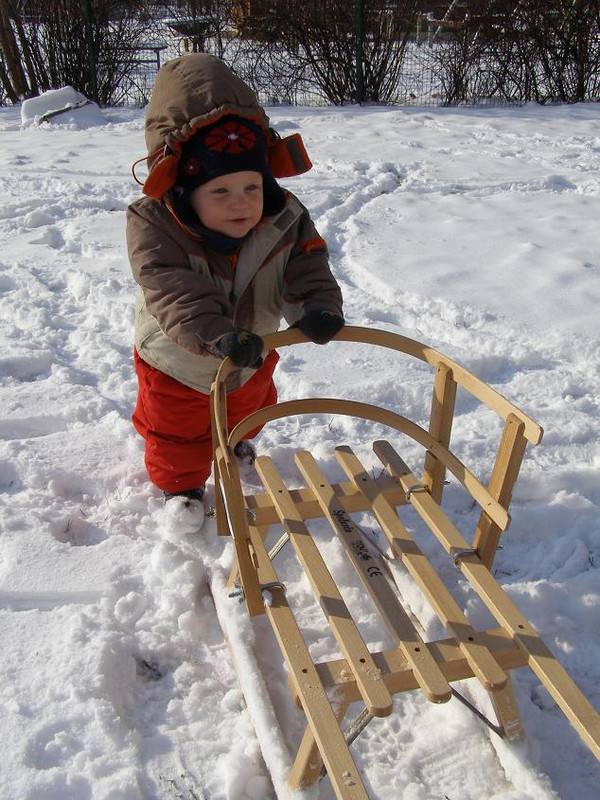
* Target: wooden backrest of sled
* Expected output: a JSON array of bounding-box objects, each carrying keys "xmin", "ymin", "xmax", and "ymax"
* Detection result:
[{"xmin": 210, "ymin": 326, "xmax": 543, "ymax": 613}]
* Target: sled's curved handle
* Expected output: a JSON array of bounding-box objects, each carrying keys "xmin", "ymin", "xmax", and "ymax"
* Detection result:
[{"xmin": 245, "ymin": 326, "xmax": 543, "ymax": 444}]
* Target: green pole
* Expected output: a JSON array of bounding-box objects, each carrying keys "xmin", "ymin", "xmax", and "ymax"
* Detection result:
[
  {"xmin": 355, "ymin": 0, "xmax": 365, "ymax": 103},
  {"xmin": 82, "ymin": 0, "xmax": 99, "ymax": 103}
]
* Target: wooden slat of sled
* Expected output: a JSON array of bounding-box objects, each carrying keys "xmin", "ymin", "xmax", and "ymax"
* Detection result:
[
  {"xmin": 291, "ymin": 627, "xmax": 529, "ymax": 704},
  {"xmin": 334, "ymin": 445, "xmax": 508, "ymax": 693},
  {"xmin": 255, "ymin": 455, "xmax": 393, "ymax": 718},
  {"xmin": 215, "ymin": 449, "xmax": 264, "ymax": 615},
  {"xmin": 209, "ymin": 382, "xmax": 228, "ymax": 538},
  {"xmin": 374, "ymin": 440, "xmax": 600, "ymax": 760},
  {"xmin": 423, "ymin": 362, "xmax": 457, "ymax": 504},
  {"xmin": 226, "ymin": 473, "xmax": 408, "ymax": 599},
  {"xmin": 288, "ymin": 693, "xmax": 352, "ymax": 790},
  {"xmin": 245, "ymin": 474, "xmax": 408, "ymax": 527},
  {"xmin": 245, "ymin": 524, "xmax": 370, "ymax": 799},
  {"xmin": 489, "ymin": 676, "xmax": 524, "ymax": 741},
  {"xmin": 473, "ymin": 414, "xmax": 529, "ymax": 569},
  {"xmin": 295, "ymin": 450, "xmax": 452, "ymax": 705}
]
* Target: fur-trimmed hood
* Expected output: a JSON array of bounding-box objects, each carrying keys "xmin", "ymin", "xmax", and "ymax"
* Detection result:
[{"xmin": 138, "ymin": 54, "xmax": 312, "ymax": 199}]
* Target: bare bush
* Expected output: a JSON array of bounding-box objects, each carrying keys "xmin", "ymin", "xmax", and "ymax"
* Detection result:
[
  {"xmin": 232, "ymin": 0, "xmax": 422, "ymax": 105},
  {"xmin": 0, "ymin": 0, "xmax": 159, "ymax": 105},
  {"xmin": 430, "ymin": 0, "xmax": 600, "ymax": 105}
]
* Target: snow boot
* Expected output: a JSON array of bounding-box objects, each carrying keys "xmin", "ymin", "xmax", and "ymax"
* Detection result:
[
  {"xmin": 162, "ymin": 486, "xmax": 206, "ymax": 538},
  {"xmin": 233, "ymin": 440, "xmax": 256, "ymax": 467},
  {"xmin": 163, "ymin": 486, "xmax": 205, "ymax": 507}
]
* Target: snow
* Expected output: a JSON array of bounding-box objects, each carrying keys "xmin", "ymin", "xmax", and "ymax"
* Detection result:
[
  {"xmin": 21, "ymin": 86, "xmax": 106, "ymax": 129},
  {"xmin": 0, "ymin": 97, "xmax": 599, "ymax": 800}
]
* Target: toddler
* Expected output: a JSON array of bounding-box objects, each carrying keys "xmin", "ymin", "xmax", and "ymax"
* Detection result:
[{"xmin": 127, "ymin": 54, "xmax": 344, "ymax": 510}]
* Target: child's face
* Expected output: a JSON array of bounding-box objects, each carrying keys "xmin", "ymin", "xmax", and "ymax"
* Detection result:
[{"xmin": 189, "ymin": 170, "xmax": 264, "ymax": 238}]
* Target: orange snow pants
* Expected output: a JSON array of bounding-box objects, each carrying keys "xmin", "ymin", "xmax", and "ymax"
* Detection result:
[{"xmin": 132, "ymin": 349, "xmax": 279, "ymax": 493}]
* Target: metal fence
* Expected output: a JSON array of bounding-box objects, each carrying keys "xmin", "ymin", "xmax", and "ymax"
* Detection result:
[{"xmin": 126, "ymin": 39, "xmax": 463, "ymax": 108}]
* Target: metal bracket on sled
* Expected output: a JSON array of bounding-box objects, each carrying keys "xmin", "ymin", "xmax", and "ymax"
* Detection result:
[
  {"xmin": 404, "ymin": 483, "xmax": 429, "ymax": 501},
  {"xmin": 228, "ymin": 580, "xmax": 287, "ymax": 605},
  {"xmin": 404, "ymin": 481, "xmax": 448, "ymax": 502},
  {"xmin": 451, "ymin": 547, "xmax": 479, "ymax": 567},
  {"xmin": 260, "ymin": 581, "xmax": 287, "ymax": 607},
  {"xmin": 451, "ymin": 545, "xmax": 504, "ymax": 568}
]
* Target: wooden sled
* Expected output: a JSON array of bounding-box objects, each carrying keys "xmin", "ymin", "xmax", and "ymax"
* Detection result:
[{"xmin": 210, "ymin": 326, "xmax": 600, "ymax": 799}]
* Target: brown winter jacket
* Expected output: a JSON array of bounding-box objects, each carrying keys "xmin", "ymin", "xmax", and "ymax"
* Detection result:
[{"xmin": 128, "ymin": 54, "xmax": 343, "ymax": 393}]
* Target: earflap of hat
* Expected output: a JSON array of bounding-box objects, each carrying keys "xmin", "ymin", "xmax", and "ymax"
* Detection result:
[
  {"xmin": 141, "ymin": 147, "xmax": 181, "ymax": 199},
  {"xmin": 267, "ymin": 133, "xmax": 312, "ymax": 178}
]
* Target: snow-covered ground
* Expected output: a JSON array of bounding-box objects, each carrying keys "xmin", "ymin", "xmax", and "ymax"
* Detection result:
[{"xmin": 0, "ymin": 98, "xmax": 599, "ymax": 800}]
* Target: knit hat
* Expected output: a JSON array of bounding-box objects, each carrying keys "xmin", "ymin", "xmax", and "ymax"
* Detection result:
[{"xmin": 178, "ymin": 115, "xmax": 271, "ymax": 193}]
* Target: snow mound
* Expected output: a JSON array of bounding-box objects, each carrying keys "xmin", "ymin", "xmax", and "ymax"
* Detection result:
[{"xmin": 21, "ymin": 86, "xmax": 106, "ymax": 129}]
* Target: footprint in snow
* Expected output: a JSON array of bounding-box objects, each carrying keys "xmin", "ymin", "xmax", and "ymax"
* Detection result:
[
  {"xmin": 24, "ymin": 719, "xmax": 82, "ymax": 770},
  {"xmin": 0, "ymin": 352, "xmax": 54, "ymax": 381},
  {"xmin": 49, "ymin": 514, "xmax": 107, "ymax": 547}
]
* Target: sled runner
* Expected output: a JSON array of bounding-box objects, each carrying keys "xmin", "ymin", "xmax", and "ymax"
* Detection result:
[{"xmin": 210, "ymin": 326, "xmax": 600, "ymax": 799}]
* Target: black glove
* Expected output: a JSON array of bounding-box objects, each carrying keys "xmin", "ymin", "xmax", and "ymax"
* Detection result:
[
  {"xmin": 295, "ymin": 309, "xmax": 344, "ymax": 345},
  {"xmin": 217, "ymin": 330, "xmax": 264, "ymax": 368}
]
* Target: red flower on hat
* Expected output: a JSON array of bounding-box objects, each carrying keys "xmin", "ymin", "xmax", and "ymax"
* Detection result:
[
  {"xmin": 204, "ymin": 120, "xmax": 257, "ymax": 155},
  {"xmin": 181, "ymin": 157, "xmax": 202, "ymax": 176}
]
